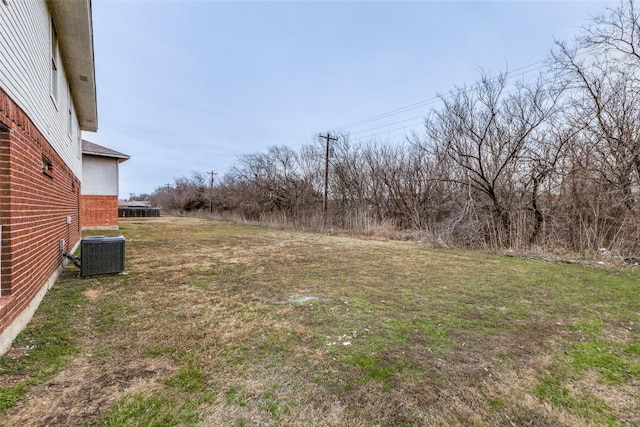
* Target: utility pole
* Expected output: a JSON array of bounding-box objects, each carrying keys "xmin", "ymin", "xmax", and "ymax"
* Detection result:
[
  {"xmin": 208, "ymin": 170, "xmax": 217, "ymax": 214},
  {"xmin": 319, "ymin": 132, "xmax": 337, "ymax": 227}
]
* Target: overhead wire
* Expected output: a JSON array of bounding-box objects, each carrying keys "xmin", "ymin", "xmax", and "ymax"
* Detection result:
[
  {"xmin": 330, "ymin": 60, "xmax": 547, "ymax": 134},
  {"xmin": 216, "ymin": 40, "xmax": 601, "ymax": 179},
  {"xmin": 283, "ymin": 60, "xmax": 548, "ymax": 149},
  {"xmin": 283, "ymin": 53, "xmax": 595, "ymax": 152}
]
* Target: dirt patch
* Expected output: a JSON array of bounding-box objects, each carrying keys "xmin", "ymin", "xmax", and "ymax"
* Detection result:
[
  {"xmin": 82, "ymin": 288, "xmax": 102, "ymax": 302},
  {"xmin": 3, "ymin": 357, "xmax": 173, "ymax": 426}
]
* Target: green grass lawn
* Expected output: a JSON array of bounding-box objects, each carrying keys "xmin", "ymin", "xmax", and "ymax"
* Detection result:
[{"xmin": 1, "ymin": 217, "xmax": 639, "ymax": 426}]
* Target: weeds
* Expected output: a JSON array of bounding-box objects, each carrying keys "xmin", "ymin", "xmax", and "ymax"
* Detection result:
[
  {"xmin": 164, "ymin": 363, "xmax": 209, "ymax": 392},
  {"xmin": 93, "ymin": 393, "xmax": 199, "ymax": 427}
]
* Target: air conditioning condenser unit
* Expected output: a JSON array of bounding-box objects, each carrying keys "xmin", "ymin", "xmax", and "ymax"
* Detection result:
[{"xmin": 80, "ymin": 236, "xmax": 125, "ymax": 277}]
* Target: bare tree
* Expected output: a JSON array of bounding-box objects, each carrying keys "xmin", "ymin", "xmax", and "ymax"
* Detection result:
[
  {"xmin": 545, "ymin": 1, "xmax": 640, "ymax": 252},
  {"xmin": 423, "ymin": 72, "xmax": 557, "ymax": 247},
  {"xmin": 582, "ymin": 0, "xmax": 640, "ymax": 64}
]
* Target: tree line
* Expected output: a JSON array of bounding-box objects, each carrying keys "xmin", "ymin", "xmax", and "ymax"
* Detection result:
[{"xmin": 149, "ymin": 1, "xmax": 640, "ymax": 254}]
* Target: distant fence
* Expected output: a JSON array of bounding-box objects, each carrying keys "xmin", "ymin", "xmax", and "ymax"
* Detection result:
[{"xmin": 118, "ymin": 207, "xmax": 161, "ymax": 218}]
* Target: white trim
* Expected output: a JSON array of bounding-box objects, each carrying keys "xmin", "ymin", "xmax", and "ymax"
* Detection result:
[
  {"xmin": 67, "ymin": 84, "xmax": 72, "ymax": 139},
  {"xmin": 50, "ymin": 19, "xmax": 59, "ymax": 106},
  {"xmin": 47, "ymin": 0, "xmax": 98, "ymax": 131}
]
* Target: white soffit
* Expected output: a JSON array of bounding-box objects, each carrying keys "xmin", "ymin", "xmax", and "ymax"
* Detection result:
[{"xmin": 48, "ymin": 0, "xmax": 98, "ymax": 132}]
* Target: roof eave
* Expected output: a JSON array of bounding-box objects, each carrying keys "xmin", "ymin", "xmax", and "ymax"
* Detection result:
[
  {"xmin": 83, "ymin": 151, "xmax": 130, "ymax": 161},
  {"xmin": 48, "ymin": 0, "xmax": 98, "ymax": 132}
]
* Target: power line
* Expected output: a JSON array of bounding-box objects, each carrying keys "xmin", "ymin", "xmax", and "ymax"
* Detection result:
[
  {"xmin": 348, "ymin": 113, "xmax": 427, "ymax": 137},
  {"xmin": 286, "ymin": 54, "xmax": 593, "ymax": 151},
  {"xmin": 347, "ymin": 121, "xmax": 426, "ymax": 144},
  {"xmin": 330, "ymin": 95, "xmax": 441, "ymax": 131},
  {"xmin": 329, "ymin": 59, "xmax": 547, "ymax": 135}
]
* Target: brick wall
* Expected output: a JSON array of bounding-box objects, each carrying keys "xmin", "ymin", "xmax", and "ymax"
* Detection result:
[
  {"xmin": 0, "ymin": 88, "xmax": 81, "ymax": 345},
  {"xmin": 81, "ymin": 195, "xmax": 118, "ymax": 229}
]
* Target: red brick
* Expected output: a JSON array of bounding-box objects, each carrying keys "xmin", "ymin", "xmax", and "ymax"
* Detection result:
[
  {"xmin": 81, "ymin": 195, "xmax": 118, "ymax": 227},
  {"xmin": 0, "ymin": 89, "xmax": 81, "ymax": 335}
]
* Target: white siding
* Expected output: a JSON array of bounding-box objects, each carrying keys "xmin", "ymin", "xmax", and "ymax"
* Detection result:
[
  {"xmin": 82, "ymin": 155, "xmax": 119, "ymax": 196},
  {"xmin": 0, "ymin": 0, "xmax": 82, "ymax": 177}
]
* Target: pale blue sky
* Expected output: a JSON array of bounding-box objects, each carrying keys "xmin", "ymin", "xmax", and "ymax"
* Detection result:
[{"xmin": 85, "ymin": 0, "xmax": 611, "ymax": 197}]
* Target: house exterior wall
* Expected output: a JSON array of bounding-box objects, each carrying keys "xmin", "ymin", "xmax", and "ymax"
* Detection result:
[
  {"xmin": 0, "ymin": 1, "xmax": 88, "ymax": 353},
  {"xmin": 0, "ymin": 90, "xmax": 81, "ymax": 353},
  {"xmin": 81, "ymin": 155, "xmax": 120, "ymax": 229},
  {"xmin": 82, "ymin": 155, "xmax": 119, "ymax": 196},
  {"xmin": 0, "ymin": 0, "xmax": 82, "ymax": 178},
  {"xmin": 81, "ymin": 195, "xmax": 118, "ymax": 229}
]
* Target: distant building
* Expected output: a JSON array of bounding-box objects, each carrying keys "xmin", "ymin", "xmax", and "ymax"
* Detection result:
[
  {"xmin": 81, "ymin": 140, "xmax": 129, "ymax": 229},
  {"xmin": 119, "ymin": 200, "xmax": 151, "ymax": 208},
  {"xmin": 0, "ymin": 1, "xmax": 98, "ymax": 352},
  {"xmin": 118, "ymin": 200, "xmax": 160, "ymax": 218}
]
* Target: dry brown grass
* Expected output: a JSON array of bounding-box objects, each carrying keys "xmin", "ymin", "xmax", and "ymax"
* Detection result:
[{"xmin": 1, "ymin": 216, "xmax": 639, "ymax": 426}]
